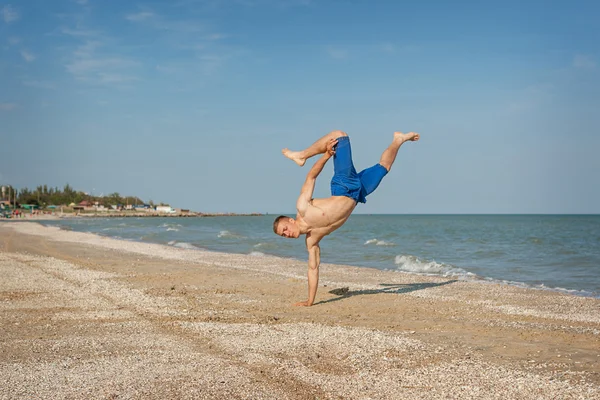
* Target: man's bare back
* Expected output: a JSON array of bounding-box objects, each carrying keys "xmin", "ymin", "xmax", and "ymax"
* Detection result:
[{"xmin": 274, "ymin": 130, "xmax": 420, "ymax": 306}]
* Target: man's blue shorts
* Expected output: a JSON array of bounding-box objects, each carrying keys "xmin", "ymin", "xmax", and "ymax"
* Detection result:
[{"xmin": 330, "ymin": 136, "xmax": 388, "ymax": 204}]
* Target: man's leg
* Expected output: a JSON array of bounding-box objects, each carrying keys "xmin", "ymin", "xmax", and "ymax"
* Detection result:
[
  {"xmin": 357, "ymin": 131, "xmax": 420, "ymax": 200},
  {"xmin": 379, "ymin": 131, "xmax": 420, "ymax": 172},
  {"xmin": 282, "ymin": 130, "xmax": 347, "ymax": 166}
]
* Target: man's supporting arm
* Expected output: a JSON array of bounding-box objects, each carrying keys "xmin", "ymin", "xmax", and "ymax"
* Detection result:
[{"xmin": 294, "ymin": 240, "xmax": 320, "ymax": 306}]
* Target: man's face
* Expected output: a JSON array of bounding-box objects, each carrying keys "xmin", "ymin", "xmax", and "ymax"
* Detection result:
[{"xmin": 277, "ymin": 219, "xmax": 299, "ymax": 239}]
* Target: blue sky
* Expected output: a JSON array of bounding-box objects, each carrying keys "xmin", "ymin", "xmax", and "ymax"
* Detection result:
[{"xmin": 1, "ymin": 0, "xmax": 599, "ymax": 214}]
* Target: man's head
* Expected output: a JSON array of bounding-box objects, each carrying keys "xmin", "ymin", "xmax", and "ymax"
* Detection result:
[{"xmin": 273, "ymin": 215, "xmax": 300, "ymax": 238}]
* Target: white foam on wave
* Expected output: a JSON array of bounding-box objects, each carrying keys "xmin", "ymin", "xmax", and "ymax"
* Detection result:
[
  {"xmin": 167, "ymin": 240, "xmax": 176, "ymax": 245},
  {"xmin": 159, "ymin": 223, "xmax": 182, "ymax": 228},
  {"xmin": 365, "ymin": 238, "xmax": 395, "ymax": 246},
  {"xmin": 173, "ymin": 242, "xmax": 201, "ymax": 250},
  {"xmin": 218, "ymin": 230, "xmax": 244, "ymax": 239},
  {"xmin": 253, "ymin": 242, "xmax": 276, "ymax": 249},
  {"xmin": 394, "ymin": 254, "xmax": 473, "ymax": 277},
  {"xmin": 159, "ymin": 223, "xmax": 183, "ymax": 232},
  {"xmin": 544, "ymin": 286, "xmax": 598, "ymax": 298},
  {"xmin": 249, "ymin": 251, "xmax": 266, "ymax": 257},
  {"xmin": 394, "ymin": 257, "xmax": 599, "ymax": 299},
  {"xmin": 485, "ymin": 278, "xmax": 599, "ymax": 298}
]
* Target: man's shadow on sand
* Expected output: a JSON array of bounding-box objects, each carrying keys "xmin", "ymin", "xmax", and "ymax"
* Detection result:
[{"xmin": 316, "ymin": 280, "xmax": 458, "ymax": 305}]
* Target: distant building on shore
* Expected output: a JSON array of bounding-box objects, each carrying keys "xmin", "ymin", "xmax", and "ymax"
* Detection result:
[{"xmin": 156, "ymin": 206, "xmax": 176, "ymax": 214}]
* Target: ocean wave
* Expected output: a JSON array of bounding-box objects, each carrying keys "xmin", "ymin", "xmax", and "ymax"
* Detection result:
[
  {"xmin": 484, "ymin": 278, "xmax": 599, "ymax": 299},
  {"xmin": 249, "ymin": 251, "xmax": 266, "ymax": 257},
  {"xmin": 392, "ymin": 254, "xmax": 599, "ymax": 299},
  {"xmin": 159, "ymin": 223, "xmax": 182, "ymax": 232},
  {"xmin": 159, "ymin": 223, "xmax": 182, "ymax": 228},
  {"xmin": 218, "ymin": 230, "xmax": 245, "ymax": 239},
  {"xmin": 253, "ymin": 242, "xmax": 276, "ymax": 249},
  {"xmin": 394, "ymin": 254, "xmax": 472, "ymax": 277},
  {"xmin": 365, "ymin": 238, "xmax": 395, "ymax": 246},
  {"xmin": 542, "ymin": 286, "xmax": 598, "ymax": 298},
  {"xmin": 173, "ymin": 242, "xmax": 202, "ymax": 250},
  {"xmin": 140, "ymin": 233, "xmax": 159, "ymax": 241}
]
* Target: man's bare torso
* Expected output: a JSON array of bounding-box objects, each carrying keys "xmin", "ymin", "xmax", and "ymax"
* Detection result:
[{"xmin": 296, "ymin": 196, "xmax": 357, "ymax": 242}]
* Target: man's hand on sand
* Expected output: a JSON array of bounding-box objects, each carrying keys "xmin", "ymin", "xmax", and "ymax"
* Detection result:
[{"xmin": 294, "ymin": 300, "xmax": 311, "ymax": 307}]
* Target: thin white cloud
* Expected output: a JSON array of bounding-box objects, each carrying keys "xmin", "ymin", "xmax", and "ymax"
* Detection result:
[
  {"xmin": 156, "ymin": 64, "xmax": 183, "ymax": 74},
  {"xmin": 0, "ymin": 103, "xmax": 17, "ymax": 111},
  {"xmin": 179, "ymin": 43, "xmax": 205, "ymax": 51},
  {"xmin": 97, "ymin": 72, "xmax": 138, "ymax": 84},
  {"xmin": 59, "ymin": 19, "xmax": 141, "ymax": 87},
  {"xmin": 60, "ymin": 26, "xmax": 98, "ymax": 37},
  {"xmin": 23, "ymin": 80, "xmax": 56, "ymax": 89},
  {"xmin": 285, "ymin": 0, "xmax": 311, "ymax": 6},
  {"xmin": 124, "ymin": 11, "xmax": 234, "ymax": 83},
  {"xmin": 60, "ymin": 7, "xmax": 238, "ymax": 87},
  {"xmin": 326, "ymin": 46, "xmax": 348, "ymax": 60},
  {"xmin": 66, "ymin": 40, "xmax": 139, "ymax": 85},
  {"xmin": 125, "ymin": 10, "xmax": 204, "ymax": 33},
  {"xmin": 573, "ymin": 54, "xmax": 596, "ymax": 69},
  {"xmin": 72, "ymin": 40, "xmax": 101, "ymax": 58},
  {"xmin": 506, "ymin": 84, "xmax": 554, "ymax": 115},
  {"xmin": 206, "ymin": 33, "xmax": 227, "ymax": 40},
  {"xmin": 7, "ymin": 36, "xmax": 20, "ymax": 45},
  {"xmin": 198, "ymin": 54, "xmax": 224, "ymax": 75},
  {"xmin": 156, "ymin": 49, "xmax": 244, "ymax": 82},
  {"xmin": 2, "ymin": 5, "xmax": 18, "ymax": 23},
  {"xmin": 232, "ymin": 0, "xmax": 311, "ymax": 7},
  {"xmin": 378, "ymin": 43, "xmax": 396, "ymax": 54},
  {"xmin": 20, "ymin": 50, "xmax": 35, "ymax": 62},
  {"xmin": 67, "ymin": 56, "xmax": 137, "ymax": 77},
  {"xmin": 377, "ymin": 43, "xmax": 419, "ymax": 55},
  {"xmin": 126, "ymin": 11, "xmax": 154, "ymax": 21}
]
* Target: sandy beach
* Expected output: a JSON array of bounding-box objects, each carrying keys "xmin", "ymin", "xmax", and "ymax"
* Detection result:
[{"xmin": 1, "ymin": 221, "xmax": 598, "ymax": 399}]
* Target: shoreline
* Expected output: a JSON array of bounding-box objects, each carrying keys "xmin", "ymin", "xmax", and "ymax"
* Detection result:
[
  {"xmin": 1, "ymin": 212, "xmax": 263, "ymax": 220},
  {"xmin": 1, "ymin": 222, "xmax": 599, "ymax": 399},
  {"xmin": 11, "ymin": 217, "xmax": 600, "ymax": 300}
]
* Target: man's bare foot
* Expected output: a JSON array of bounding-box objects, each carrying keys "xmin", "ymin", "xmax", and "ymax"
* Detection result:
[
  {"xmin": 282, "ymin": 148, "xmax": 306, "ymax": 166},
  {"xmin": 394, "ymin": 131, "xmax": 420, "ymax": 143}
]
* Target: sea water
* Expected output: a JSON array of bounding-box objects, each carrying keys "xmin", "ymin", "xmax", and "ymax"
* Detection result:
[{"xmin": 39, "ymin": 214, "xmax": 600, "ymax": 298}]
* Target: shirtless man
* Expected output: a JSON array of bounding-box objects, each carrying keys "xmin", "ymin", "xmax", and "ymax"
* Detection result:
[{"xmin": 274, "ymin": 130, "xmax": 420, "ymax": 306}]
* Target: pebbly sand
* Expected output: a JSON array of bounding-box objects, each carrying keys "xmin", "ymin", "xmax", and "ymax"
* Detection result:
[{"xmin": 0, "ymin": 222, "xmax": 599, "ymax": 399}]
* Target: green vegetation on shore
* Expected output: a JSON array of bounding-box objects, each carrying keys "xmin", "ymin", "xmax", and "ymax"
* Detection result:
[
  {"xmin": 1, "ymin": 184, "xmax": 164, "ymax": 208},
  {"xmin": 1, "ymin": 184, "xmax": 263, "ymax": 217}
]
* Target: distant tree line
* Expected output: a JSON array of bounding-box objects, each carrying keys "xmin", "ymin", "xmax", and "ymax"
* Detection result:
[{"xmin": 1, "ymin": 184, "xmax": 165, "ymax": 208}]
